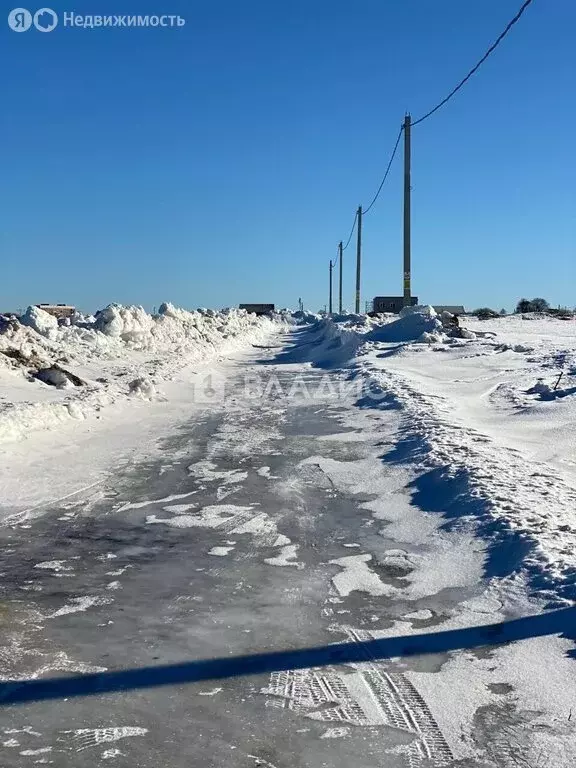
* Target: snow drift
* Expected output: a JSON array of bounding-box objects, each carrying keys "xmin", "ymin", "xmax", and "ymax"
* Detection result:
[
  {"xmin": 366, "ymin": 305, "xmax": 445, "ymax": 344},
  {"xmin": 282, "ymin": 306, "xmax": 450, "ymax": 368}
]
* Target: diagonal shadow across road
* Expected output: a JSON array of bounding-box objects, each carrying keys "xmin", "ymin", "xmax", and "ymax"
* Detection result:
[{"xmin": 1, "ymin": 607, "xmax": 574, "ymax": 707}]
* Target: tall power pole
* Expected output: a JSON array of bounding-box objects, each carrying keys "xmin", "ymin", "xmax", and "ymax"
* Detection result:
[
  {"xmin": 338, "ymin": 241, "xmax": 343, "ymax": 314},
  {"xmin": 329, "ymin": 260, "xmax": 333, "ymax": 315},
  {"xmin": 403, "ymin": 113, "xmax": 412, "ymax": 307},
  {"xmin": 355, "ymin": 205, "xmax": 363, "ymax": 314}
]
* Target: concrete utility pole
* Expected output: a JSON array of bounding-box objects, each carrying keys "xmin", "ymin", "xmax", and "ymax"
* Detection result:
[
  {"xmin": 329, "ymin": 260, "xmax": 333, "ymax": 315},
  {"xmin": 355, "ymin": 206, "xmax": 363, "ymax": 314},
  {"xmin": 403, "ymin": 113, "xmax": 412, "ymax": 307},
  {"xmin": 338, "ymin": 241, "xmax": 343, "ymax": 314}
]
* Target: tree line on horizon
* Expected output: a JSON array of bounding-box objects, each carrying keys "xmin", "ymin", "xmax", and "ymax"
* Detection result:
[{"xmin": 472, "ymin": 299, "xmax": 574, "ymax": 320}]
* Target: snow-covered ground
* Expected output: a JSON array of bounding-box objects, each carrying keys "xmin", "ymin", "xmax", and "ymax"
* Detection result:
[
  {"xmin": 1, "ymin": 307, "xmax": 576, "ymax": 767},
  {"xmin": 2, "ymin": 303, "xmax": 575, "ymax": 608},
  {"xmin": 306, "ymin": 307, "xmax": 576, "ymax": 607},
  {"xmin": 0, "ymin": 303, "xmax": 281, "ymax": 445}
]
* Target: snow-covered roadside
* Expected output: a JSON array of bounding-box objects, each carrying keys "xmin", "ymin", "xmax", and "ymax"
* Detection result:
[
  {"xmin": 306, "ymin": 309, "xmax": 576, "ymax": 606},
  {"xmin": 0, "ymin": 303, "xmax": 284, "ymax": 445},
  {"xmin": 0, "ymin": 335, "xmax": 294, "ymax": 523}
]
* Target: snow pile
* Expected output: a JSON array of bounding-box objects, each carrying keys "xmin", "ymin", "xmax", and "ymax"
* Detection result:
[
  {"xmin": 367, "ymin": 305, "xmax": 445, "ymax": 344},
  {"xmin": 20, "ymin": 305, "xmax": 59, "ymax": 339},
  {"xmin": 157, "ymin": 302, "xmax": 189, "ymax": 322},
  {"xmin": 276, "ymin": 307, "xmax": 448, "ymax": 369},
  {"xmin": 128, "ymin": 377, "xmax": 156, "ymax": 400},
  {"xmin": 94, "ymin": 304, "xmax": 154, "ymax": 341},
  {"xmin": 0, "ymin": 303, "xmax": 281, "ymax": 444}
]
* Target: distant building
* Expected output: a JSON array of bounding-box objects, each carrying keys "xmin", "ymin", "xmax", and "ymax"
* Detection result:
[
  {"xmin": 372, "ymin": 296, "xmax": 418, "ymax": 314},
  {"xmin": 239, "ymin": 304, "xmax": 275, "ymax": 316},
  {"xmin": 433, "ymin": 305, "xmax": 466, "ymax": 315},
  {"xmin": 36, "ymin": 304, "xmax": 76, "ymax": 319}
]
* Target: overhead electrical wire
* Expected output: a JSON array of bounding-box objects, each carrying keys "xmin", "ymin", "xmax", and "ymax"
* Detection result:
[
  {"xmin": 342, "ymin": 210, "xmax": 359, "ymax": 251},
  {"xmin": 411, "ymin": 0, "xmax": 535, "ymax": 127},
  {"xmin": 362, "ymin": 126, "xmax": 404, "ymax": 216},
  {"xmin": 331, "ymin": 244, "xmax": 340, "ymax": 269},
  {"xmin": 328, "ymin": 0, "xmax": 536, "ymax": 291}
]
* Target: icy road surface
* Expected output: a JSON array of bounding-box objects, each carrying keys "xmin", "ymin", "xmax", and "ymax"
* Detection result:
[{"xmin": 1, "ymin": 329, "xmax": 575, "ymax": 767}]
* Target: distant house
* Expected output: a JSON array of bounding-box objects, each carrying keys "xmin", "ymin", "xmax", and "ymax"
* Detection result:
[
  {"xmin": 239, "ymin": 304, "xmax": 275, "ymax": 316},
  {"xmin": 432, "ymin": 305, "xmax": 466, "ymax": 315},
  {"xmin": 372, "ymin": 296, "xmax": 419, "ymax": 314},
  {"xmin": 36, "ymin": 304, "xmax": 76, "ymax": 319}
]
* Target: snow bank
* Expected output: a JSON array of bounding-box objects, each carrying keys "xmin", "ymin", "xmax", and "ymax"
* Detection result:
[
  {"xmin": 0, "ymin": 303, "xmax": 281, "ymax": 444},
  {"xmin": 291, "ymin": 310, "xmax": 321, "ymax": 324},
  {"xmin": 367, "ymin": 305, "xmax": 444, "ymax": 344},
  {"xmin": 277, "ymin": 307, "xmax": 450, "ymax": 369},
  {"xmin": 307, "ymin": 310, "xmax": 576, "ymax": 605}
]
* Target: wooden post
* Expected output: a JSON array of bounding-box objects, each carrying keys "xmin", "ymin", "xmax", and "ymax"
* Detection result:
[
  {"xmin": 329, "ymin": 260, "xmax": 333, "ymax": 315},
  {"xmin": 355, "ymin": 206, "xmax": 363, "ymax": 313},
  {"xmin": 338, "ymin": 241, "xmax": 343, "ymax": 314},
  {"xmin": 403, "ymin": 113, "xmax": 412, "ymax": 306}
]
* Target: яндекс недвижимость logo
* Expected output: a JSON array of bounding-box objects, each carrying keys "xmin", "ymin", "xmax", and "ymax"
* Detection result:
[
  {"xmin": 8, "ymin": 7, "xmax": 58, "ymax": 32},
  {"xmin": 7, "ymin": 9, "xmax": 185, "ymax": 30}
]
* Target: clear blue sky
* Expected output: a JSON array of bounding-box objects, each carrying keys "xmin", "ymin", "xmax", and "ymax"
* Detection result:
[{"xmin": 2, "ymin": 0, "xmax": 574, "ymax": 313}]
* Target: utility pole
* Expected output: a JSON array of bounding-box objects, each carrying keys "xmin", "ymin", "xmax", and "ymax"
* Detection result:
[
  {"xmin": 355, "ymin": 205, "xmax": 363, "ymax": 314},
  {"xmin": 403, "ymin": 113, "xmax": 412, "ymax": 307},
  {"xmin": 338, "ymin": 241, "xmax": 343, "ymax": 314},
  {"xmin": 329, "ymin": 260, "xmax": 333, "ymax": 315}
]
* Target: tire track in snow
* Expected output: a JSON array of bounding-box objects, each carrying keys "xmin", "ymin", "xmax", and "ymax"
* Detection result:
[{"xmin": 262, "ymin": 618, "xmax": 453, "ymax": 766}]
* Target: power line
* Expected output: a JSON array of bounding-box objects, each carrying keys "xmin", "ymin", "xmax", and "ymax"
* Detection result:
[
  {"xmin": 412, "ymin": 0, "xmax": 535, "ymax": 127},
  {"xmin": 332, "ymin": 243, "xmax": 341, "ymax": 269},
  {"xmin": 342, "ymin": 211, "xmax": 358, "ymax": 251},
  {"xmin": 363, "ymin": 126, "xmax": 404, "ymax": 216}
]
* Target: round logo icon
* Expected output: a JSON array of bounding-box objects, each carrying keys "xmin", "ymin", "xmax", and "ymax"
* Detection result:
[
  {"xmin": 8, "ymin": 8, "xmax": 32, "ymax": 31},
  {"xmin": 33, "ymin": 7, "xmax": 58, "ymax": 31}
]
